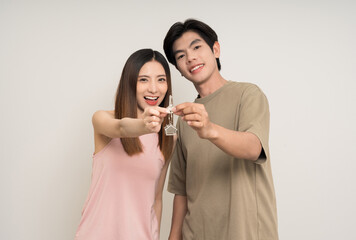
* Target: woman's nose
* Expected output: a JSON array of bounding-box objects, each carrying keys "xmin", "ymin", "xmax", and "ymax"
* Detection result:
[{"xmin": 148, "ymin": 81, "xmax": 157, "ymax": 93}]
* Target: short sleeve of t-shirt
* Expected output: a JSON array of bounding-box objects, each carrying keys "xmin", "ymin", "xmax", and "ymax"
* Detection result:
[
  {"xmin": 238, "ymin": 84, "xmax": 270, "ymax": 164},
  {"xmin": 167, "ymin": 119, "xmax": 187, "ymax": 195}
]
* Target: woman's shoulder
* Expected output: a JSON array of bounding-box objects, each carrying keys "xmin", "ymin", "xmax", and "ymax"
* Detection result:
[
  {"xmin": 92, "ymin": 110, "xmax": 116, "ymax": 130},
  {"xmin": 92, "ymin": 110, "xmax": 115, "ymax": 120}
]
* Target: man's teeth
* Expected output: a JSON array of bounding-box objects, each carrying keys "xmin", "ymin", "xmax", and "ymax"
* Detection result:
[
  {"xmin": 144, "ymin": 96, "xmax": 158, "ymax": 100},
  {"xmin": 191, "ymin": 64, "xmax": 203, "ymax": 72}
]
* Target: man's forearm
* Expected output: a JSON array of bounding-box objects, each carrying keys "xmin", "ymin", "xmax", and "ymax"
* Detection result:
[
  {"xmin": 208, "ymin": 123, "xmax": 262, "ymax": 161},
  {"xmin": 169, "ymin": 195, "xmax": 187, "ymax": 240},
  {"xmin": 173, "ymin": 102, "xmax": 262, "ymax": 161}
]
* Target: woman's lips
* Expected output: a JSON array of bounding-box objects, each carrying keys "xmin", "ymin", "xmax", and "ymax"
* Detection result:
[{"xmin": 144, "ymin": 96, "xmax": 159, "ymax": 106}]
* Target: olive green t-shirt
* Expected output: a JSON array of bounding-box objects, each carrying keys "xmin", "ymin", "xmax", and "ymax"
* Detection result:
[{"xmin": 168, "ymin": 81, "xmax": 278, "ymax": 240}]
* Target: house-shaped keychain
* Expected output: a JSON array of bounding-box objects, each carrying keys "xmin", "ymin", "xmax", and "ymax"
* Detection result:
[
  {"xmin": 164, "ymin": 124, "xmax": 177, "ymax": 136},
  {"xmin": 164, "ymin": 95, "xmax": 177, "ymax": 136}
]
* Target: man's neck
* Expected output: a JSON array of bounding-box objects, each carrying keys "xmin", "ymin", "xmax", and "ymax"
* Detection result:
[{"xmin": 194, "ymin": 72, "xmax": 227, "ymax": 98}]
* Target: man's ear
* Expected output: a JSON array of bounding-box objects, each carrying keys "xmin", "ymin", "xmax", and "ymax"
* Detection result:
[{"xmin": 213, "ymin": 41, "xmax": 220, "ymax": 58}]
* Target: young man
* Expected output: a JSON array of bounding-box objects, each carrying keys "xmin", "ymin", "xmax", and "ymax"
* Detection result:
[{"xmin": 163, "ymin": 19, "xmax": 279, "ymax": 240}]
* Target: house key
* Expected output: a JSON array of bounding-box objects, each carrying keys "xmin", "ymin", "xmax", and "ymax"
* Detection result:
[{"xmin": 164, "ymin": 95, "xmax": 178, "ymax": 136}]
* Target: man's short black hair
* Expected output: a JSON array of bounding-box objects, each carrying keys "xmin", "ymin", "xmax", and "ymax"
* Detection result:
[{"xmin": 163, "ymin": 19, "xmax": 221, "ymax": 71}]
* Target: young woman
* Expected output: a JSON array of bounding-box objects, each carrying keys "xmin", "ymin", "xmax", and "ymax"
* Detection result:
[{"xmin": 75, "ymin": 49, "xmax": 174, "ymax": 240}]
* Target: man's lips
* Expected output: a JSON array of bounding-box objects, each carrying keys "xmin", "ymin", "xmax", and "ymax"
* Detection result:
[{"xmin": 190, "ymin": 64, "xmax": 204, "ymax": 73}]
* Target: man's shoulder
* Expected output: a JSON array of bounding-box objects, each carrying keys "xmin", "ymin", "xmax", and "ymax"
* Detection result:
[
  {"xmin": 223, "ymin": 81, "xmax": 262, "ymax": 96},
  {"xmin": 228, "ymin": 81, "xmax": 259, "ymax": 90}
]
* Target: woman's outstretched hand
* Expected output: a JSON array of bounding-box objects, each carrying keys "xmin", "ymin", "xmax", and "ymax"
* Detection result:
[{"xmin": 142, "ymin": 106, "xmax": 169, "ymax": 133}]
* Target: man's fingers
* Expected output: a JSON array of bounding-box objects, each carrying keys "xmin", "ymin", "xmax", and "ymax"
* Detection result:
[
  {"xmin": 187, "ymin": 121, "xmax": 203, "ymax": 128},
  {"xmin": 173, "ymin": 109, "xmax": 184, "ymax": 116},
  {"xmin": 174, "ymin": 102, "xmax": 193, "ymax": 112},
  {"xmin": 174, "ymin": 103, "xmax": 204, "ymax": 115},
  {"xmin": 173, "ymin": 102, "xmax": 197, "ymax": 114},
  {"xmin": 182, "ymin": 113, "xmax": 202, "ymax": 121}
]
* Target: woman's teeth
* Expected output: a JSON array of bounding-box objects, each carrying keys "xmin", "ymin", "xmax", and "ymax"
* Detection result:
[{"xmin": 144, "ymin": 96, "xmax": 158, "ymax": 100}]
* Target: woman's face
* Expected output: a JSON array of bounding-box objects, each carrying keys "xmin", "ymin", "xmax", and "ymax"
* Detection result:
[{"xmin": 136, "ymin": 60, "xmax": 168, "ymax": 116}]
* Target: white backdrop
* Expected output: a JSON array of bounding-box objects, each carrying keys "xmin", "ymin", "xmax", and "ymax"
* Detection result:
[{"xmin": 1, "ymin": 0, "xmax": 355, "ymax": 239}]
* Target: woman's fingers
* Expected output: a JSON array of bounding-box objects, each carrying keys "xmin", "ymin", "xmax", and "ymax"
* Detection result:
[
  {"xmin": 144, "ymin": 106, "xmax": 169, "ymax": 118},
  {"xmin": 142, "ymin": 106, "xmax": 169, "ymax": 133},
  {"xmin": 147, "ymin": 115, "xmax": 161, "ymax": 123}
]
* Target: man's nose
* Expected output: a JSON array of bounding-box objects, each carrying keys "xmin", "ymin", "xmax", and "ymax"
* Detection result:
[{"xmin": 186, "ymin": 50, "xmax": 197, "ymax": 63}]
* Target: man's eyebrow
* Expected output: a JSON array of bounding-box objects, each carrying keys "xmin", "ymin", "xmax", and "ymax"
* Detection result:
[
  {"xmin": 173, "ymin": 39, "xmax": 202, "ymax": 56},
  {"xmin": 190, "ymin": 39, "xmax": 202, "ymax": 47}
]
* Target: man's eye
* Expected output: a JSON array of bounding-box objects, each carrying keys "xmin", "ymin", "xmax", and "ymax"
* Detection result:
[
  {"xmin": 177, "ymin": 54, "xmax": 184, "ymax": 60},
  {"xmin": 194, "ymin": 45, "xmax": 201, "ymax": 50}
]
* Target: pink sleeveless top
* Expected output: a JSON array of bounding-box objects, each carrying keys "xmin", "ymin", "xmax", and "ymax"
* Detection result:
[{"xmin": 75, "ymin": 133, "xmax": 164, "ymax": 240}]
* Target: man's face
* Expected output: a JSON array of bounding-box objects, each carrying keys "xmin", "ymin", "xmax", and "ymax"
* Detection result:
[{"xmin": 172, "ymin": 31, "xmax": 220, "ymax": 85}]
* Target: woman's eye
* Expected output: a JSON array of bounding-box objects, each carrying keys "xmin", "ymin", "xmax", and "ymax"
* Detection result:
[
  {"xmin": 158, "ymin": 78, "xmax": 166, "ymax": 82},
  {"xmin": 139, "ymin": 78, "xmax": 148, "ymax": 82}
]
